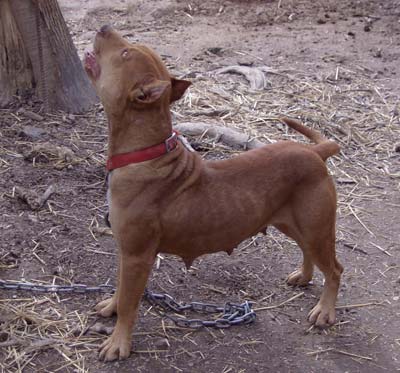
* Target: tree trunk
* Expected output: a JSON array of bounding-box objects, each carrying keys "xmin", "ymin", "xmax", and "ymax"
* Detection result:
[
  {"xmin": 0, "ymin": 0, "xmax": 34, "ymax": 106},
  {"xmin": 1, "ymin": 0, "xmax": 96, "ymax": 113}
]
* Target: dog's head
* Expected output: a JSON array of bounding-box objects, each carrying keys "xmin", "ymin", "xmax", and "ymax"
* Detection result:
[{"xmin": 84, "ymin": 25, "xmax": 191, "ymax": 115}]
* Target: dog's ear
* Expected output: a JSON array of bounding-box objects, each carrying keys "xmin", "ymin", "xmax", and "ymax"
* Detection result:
[
  {"xmin": 129, "ymin": 80, "xmax": 171, "ymax": 104},
  {"xmin": 170, "ymin": 77, "xmax": 191, "ymax": 103}
]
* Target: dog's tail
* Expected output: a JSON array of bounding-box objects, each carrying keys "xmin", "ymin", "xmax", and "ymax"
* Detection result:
[{"xmin": 279, "ymin": 117, "xmax": 340, "ymax": 161}]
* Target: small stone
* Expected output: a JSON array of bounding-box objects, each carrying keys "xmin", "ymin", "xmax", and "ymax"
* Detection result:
[
  {"xmin": 0, "ymin": 331, "xmax": 9, "ymax": 342},
  {"xmin": 154, "ymin": 338, "xmax": 169, "ymax": 350},
  {"xmin": 163, "ymin": 318, "xmax": 175, "ymax": 327},
  {"xmin": 28, "ymin": 214, "xmax": 39, "ymax": 223},
  {"xmin": 394, "ymin": 143, "xmax": 400, "ymax": 153},
  {"xmin": 364, "ymin": 24, "xmax": 371, "ymax": 32},
  {"xmin": 238, "ymin": 60, "xmax": 254, "ymax": 67},
  {"xmin": 184, "ymin": 71, "xmax": 197, "ymax": 79},
  {"xmin": 90, "ymin": 322, "xmax": 113, "ymax": 335},
  {"xmin": 18, "ymin": 108, "xmax": 44, "ymax": 121},
  {"xmin": 373, "ymin": 49, "xmax": 382, "ymax": 58},
  {"xmin": 207, "ymin": 47, "xmax": 224, "ymax": 56},
  {"xmin": 19, "ymin": 125, "xmax": 45, "ymax": 140}
]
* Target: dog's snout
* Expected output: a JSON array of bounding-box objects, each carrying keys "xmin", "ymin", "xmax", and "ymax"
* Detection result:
[{"xmin": 99, "ymin": 24, "xmax": 112, "ymax": 36}]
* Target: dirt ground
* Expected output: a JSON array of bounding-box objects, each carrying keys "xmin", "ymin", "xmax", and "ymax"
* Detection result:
[{"xmin": 1, "ymin": 0, "xmax": 399, "ymax": 372}]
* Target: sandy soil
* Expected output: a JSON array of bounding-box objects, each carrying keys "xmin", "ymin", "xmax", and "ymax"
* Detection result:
[{"xmin": 1, "ymin": 0, "xmax": 399, "ymax": 372}]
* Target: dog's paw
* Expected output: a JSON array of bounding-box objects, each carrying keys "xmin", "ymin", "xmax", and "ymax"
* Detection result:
[
  {"xmin": 308, "ymin": 302, "xmax": 335, "ymax": 327},
  {"xmin": 99, "ymin": 333, "xmax": 131, "ymax": 361},
  {"xmin": 95, "ymin": 297, "xmax": 117, "ymax": 317},
  {"xmin": 286, "ymin": 269, "xmax": 312, "ymax": 286}
]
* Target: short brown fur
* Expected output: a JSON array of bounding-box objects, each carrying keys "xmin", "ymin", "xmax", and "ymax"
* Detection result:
[{"xmin": 84, "ymin": 26, "xmax": 343, "ymax": 362}]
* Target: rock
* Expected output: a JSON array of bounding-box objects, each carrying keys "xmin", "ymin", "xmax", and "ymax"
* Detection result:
[
  {"xmin": 373, "ymin": 49, "xmax": 382, "ymax": 58},
  {"xmin": 207, "ymin": 47, "xmax": 224, "ymax": 56},
  {"xmin": 238, "ymin": 60, "xmax": 254, "ymax": 67},
  {"xmin": 24, "ymin": 142, "xmax": 77, "ymax": 164},
  {"xmin": 18, "ymin": 108, "xmax": 44, "ymax": 121},
  {"xmin": 90, "ymin": 322, "xmax": 113, "ymax": 335},
  {"xmin": 19, "ymin": 125, "xmax": 45, "ymax": 140},
  {"xmin": 154, "ymin": 338, "xmax": 169, "ymax": 350}
]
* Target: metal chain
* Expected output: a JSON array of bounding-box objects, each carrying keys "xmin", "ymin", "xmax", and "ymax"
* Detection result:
[
  {"xmin": 144, "ymin": 289, "xmax": 256, "ymax": 329},
  {"xmin": 0, "ymin": 279, "xmax": 114, "ymax": 293},
  {"xmin": 0, "ymin": 280, "xmax": 256, "ymax": 329}
]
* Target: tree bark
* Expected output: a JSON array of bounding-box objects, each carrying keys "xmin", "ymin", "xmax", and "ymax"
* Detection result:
[
  {"xmin": 0, "ymin": 0, "xmax": 34, "ymax": 106},
  {"xmin": 1, "ymin": 0, "xmax": 96, "ymax": 113}
]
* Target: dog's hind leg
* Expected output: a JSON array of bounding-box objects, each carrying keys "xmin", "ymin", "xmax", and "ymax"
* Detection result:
[
  {"xmin": 307, "ymin": 234, "xmax": 343, "ymax": 326},
  {"xmin": 276, "ymin": 220, "xmax": 342, "ymax": 327},
  {"xmin": 273, "ymin": 222, "xmax": 314, "ymax": 286},
  {"xmin": 295, "ymin": 186, "xmax": 343, "ymax": 326},
  {"xmin": 286, "ymin": 249, "xmax": 314, "ymax": 286},
  {"xmin": 272, "ymin": 180, "xmax": 342, "ymax": 327}
]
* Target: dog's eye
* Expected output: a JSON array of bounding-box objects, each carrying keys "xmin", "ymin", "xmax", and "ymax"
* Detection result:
[{"xmin": 121, "ymin": 49, "xmax": 130, "ymax": 59}]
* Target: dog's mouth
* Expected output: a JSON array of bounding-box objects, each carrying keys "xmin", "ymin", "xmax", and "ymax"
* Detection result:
[{"xmin": 84, "ymin": 50, "xmax": 101, "ymax": 80}]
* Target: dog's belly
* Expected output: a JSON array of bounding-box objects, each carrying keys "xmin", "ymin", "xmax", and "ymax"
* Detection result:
[
  {"xmin": 162, "ymin": 224, "xmax": 266, "ymax": 266},
  {"xmin": 159, "ymin": 188, "xmax": 275, "ymax": 265}
]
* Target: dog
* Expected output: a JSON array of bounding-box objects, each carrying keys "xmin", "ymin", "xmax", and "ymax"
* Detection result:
[{"xmin": 84, "ymin": 25, "xmax": 343, "ymax": 361}]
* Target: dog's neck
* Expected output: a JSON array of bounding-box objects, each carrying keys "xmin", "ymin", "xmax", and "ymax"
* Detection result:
[{"xmin": 107, "ymin": 108, "xmax": 173, "ymax": 157}]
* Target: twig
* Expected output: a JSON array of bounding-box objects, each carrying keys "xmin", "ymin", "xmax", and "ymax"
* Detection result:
[
  {"xmin": 335, "ymin": 301, "xmax": 384, "ymax": 310},
  {"xmin": 255, "ymin": 292, "xmax": 304, "ymax": 311},
  {"xmin": 39, "ymin": 185, "xmax": 56, "ymax": 207},
  {"xmin": 370, "ymin": 242, "xmax": 392, "ymax": 257},
  {"xmin": 348, "ymin": 205, "xmax": 375, "ymax": 236},
  {"xmin": 306, "ymin": 348, "xmax": 373, "ymax": 361},
  {"xmin": 334, "ymin": 349, "xmax": 373, "ymax": 361}
]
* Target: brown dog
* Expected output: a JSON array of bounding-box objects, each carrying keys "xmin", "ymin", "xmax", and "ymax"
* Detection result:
[{"xmin": 84, "ymin": 25, "xmax": 343, "ymax": 361}]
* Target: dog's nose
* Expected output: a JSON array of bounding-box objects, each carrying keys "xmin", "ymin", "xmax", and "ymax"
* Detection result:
[{"xmin": 99, "ymin": 24, "xmax": 112, "ymax": 36}]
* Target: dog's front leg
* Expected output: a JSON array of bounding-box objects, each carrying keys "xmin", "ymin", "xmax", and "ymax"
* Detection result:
[{"xmin": 99, "ymin": 251, "xmax": 155, "ymax": 361}]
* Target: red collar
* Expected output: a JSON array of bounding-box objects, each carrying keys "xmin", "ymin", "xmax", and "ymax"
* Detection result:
[{"xmin": 106, "ymin": 131, "xmax": 179, "ymax": 171}]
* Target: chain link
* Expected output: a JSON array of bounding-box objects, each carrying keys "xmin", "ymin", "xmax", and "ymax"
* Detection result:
[
  {"xmin": 0, "ymin": 279, "xmax": 114, "ymax": 293},
  {"xmin": 0, "ymin": 279, "xmax": 256, "ymax": 329},
  {"xmin": 143, "ymin": 289, "xmax": 255, "ymax": 329}
]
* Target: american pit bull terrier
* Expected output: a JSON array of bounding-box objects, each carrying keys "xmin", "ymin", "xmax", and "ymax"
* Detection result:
[{"xmin": 84, "ymin": 25, "xmax": 343, "ymax": 361}]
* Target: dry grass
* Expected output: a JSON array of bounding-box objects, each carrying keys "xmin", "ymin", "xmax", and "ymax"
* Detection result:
[{"xmin": 0, "ymin": 295, "xmax": 97, "ymax": 372}]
